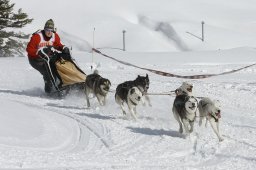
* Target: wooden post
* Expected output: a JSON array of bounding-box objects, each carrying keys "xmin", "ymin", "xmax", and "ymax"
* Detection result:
[{"xmin": 122, "ymin": 30, "xmax": 126, "ymax": 51}]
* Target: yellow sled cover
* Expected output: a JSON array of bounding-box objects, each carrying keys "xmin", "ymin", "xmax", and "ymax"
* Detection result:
[{"xmin": 55, "ymin": 58, "xmax": 86, "ymax": 86}]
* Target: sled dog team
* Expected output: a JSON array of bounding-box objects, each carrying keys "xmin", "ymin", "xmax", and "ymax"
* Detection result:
[{"xmin": 84, "ymin": 71, "xmax": 224, "ymax": 142}]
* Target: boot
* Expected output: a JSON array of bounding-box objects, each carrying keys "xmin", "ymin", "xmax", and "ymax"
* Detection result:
[{"xmin": 44, "ymin": 80, "xmax": 53, "ymax": 93}]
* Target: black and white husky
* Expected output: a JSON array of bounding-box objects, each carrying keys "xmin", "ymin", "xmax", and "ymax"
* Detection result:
[
  {"xmin": 84, "ymin": 70, "xmax": 111, "ymax": 107},
  {"xmin": 115, "ymin": 74, "xmax": 151, "ymax": 106},
  {"xmin": 115, "ymin": 86, "xmax": 143, "ymax": 120},
  {"xmin": 115, "ymin": 74, "xmax": 150, "ymax": 119},
  {"xmin": 198, "ymin": 98, "xmax": 224, "ymax": 142},
  {"xmin": 172, "ymin": 94, "xmax": 198, "ymax": 134}
]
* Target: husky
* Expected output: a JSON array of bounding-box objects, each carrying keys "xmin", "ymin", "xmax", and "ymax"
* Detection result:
[
  {"xmin": 115, "ymin": 74, "xmax": 151, "ymax": 107},
  {"xmin": 175, "ymin": 82, "xmax": 193, "ymax": 96},
  {"xmin": 172, "ymin": 94, "xmax": 198, "ymax": 134},
  {"xmin": 198, "ymin": 98, "xmax": 224, "ymax": 142},
  {"xmin": 84, "ymin": 70, "xmax": 111, "ymax": 107},
  {"xmin": 115, "ymin": 86, "xmax": 143, "ymax": 120}
]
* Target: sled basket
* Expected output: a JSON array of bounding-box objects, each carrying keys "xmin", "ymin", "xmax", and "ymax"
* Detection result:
[{"xmin": 55, "ymin": 58, "xmax": 86, "ymax": 87}]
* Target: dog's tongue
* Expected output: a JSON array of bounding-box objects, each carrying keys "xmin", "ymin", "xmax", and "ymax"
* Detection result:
[{"xmin": 216, "ymin": 112, "xmax": 221, "ymax": 118}]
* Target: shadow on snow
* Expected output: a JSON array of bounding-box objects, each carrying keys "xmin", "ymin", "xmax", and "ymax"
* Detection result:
[
  {"xmin": 127, "ymin": 127, "xmax": 185, "ymax": 138},
  {"xmin": 0, "ymin": 88, "xmax": 47, "ymax": 98}
]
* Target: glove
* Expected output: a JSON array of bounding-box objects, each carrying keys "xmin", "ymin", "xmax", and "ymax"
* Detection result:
[
  {"xmin": 62, "ymin": 46, "xmax": 70, "ymax": 54},
  {"xmin": 61, "ymin": 46, "xmax": 71, "ymax": 60}
]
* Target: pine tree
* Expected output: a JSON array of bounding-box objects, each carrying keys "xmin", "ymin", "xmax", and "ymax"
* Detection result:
[{"xmin": 0, "ymin": 0, "xmax": 33, "ymax": 57}]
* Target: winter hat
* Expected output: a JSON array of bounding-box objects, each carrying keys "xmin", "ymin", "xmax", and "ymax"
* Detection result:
[{"xmin": 44, "ymin": 19, "xmax": 54, "ymax": 31}]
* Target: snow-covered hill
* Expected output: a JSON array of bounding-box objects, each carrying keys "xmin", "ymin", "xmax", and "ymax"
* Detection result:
[
  {"xmin": 0, "ymin": 0, "xmax": 256, "ymax": 169},
  {"xmin": 13, "ymin": 0, "xmax": 256, "ymax": 52}
]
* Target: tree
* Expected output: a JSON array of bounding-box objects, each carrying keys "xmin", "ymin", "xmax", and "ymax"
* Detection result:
[{"xmin": 0, "ymin": 0, "xmax": 33, "ymax": 57}]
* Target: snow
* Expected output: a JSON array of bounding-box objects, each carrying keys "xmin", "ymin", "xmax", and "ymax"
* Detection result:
[{"xmin": 0, "ymin": 0, "xmax": 256, "ymax": 169}]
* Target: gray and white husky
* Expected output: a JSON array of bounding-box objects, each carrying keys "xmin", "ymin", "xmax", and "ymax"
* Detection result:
[
  {"xmin": 84, "ymin": 70, "xmax": 111, "ymax": 107},
  {"xmin": 172, "ymin": 94, "xmax": 198, "ymax": 134},
  {"xmin": 198, "ymin": 97, "xmax": 224, "ymax": 142},
  {"xmin": 175, "ymin": 82, "xmax": 193, "ymax": 96}
]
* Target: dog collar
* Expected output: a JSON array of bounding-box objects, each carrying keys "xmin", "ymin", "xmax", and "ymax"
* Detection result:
[
  {"xmin": 208, "ymin": 112, "xmax": 220, "ymax": 122},
  {"xmin": 129, "ymin": 98, "xmax": 138, "ymax": 106}
]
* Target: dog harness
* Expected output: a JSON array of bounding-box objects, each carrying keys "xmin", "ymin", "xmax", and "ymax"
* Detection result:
[
  {"xmin": 208, "ymin": 112, "xmax": 221, "ymax": 122},
  {"xmin": 201, "ymin": 102, "xmax": 221, "ymax": 122},
  {"xmin": 129, "ymin": 98, "xmax": 138, "ymax": 106}
]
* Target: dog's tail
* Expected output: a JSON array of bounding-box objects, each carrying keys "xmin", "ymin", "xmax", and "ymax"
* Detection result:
[{"xmin": 93, "ymin": 69, "xmax": 99, "ymax": 75}]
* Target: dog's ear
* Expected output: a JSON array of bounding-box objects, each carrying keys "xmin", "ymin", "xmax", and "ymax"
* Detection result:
[
  {"xmin": 108, "ymin": 80, "xmax": 111, "ymax": 86},
  {"xmin": 146, "ymin": 74, "xmax": 148, "ymax": 78},
  {"xmin": 137, "ymin": 75, "xmax": 141, "ymax": 78},
  {"xmin": 185, "ymin": 95, "xmax": 190, "ymax": 101},
  {"xmin": 130, "ymin": 88, "xmax": 135, "ymax": 95},
  {"xmin": 192, "ymin": 96, "xmax": 198, "ymax": 103}
]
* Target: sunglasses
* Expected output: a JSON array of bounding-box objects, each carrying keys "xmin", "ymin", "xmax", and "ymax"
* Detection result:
[{"xmin": 45, "ymin": 29, "xmax": 53, "ymax": 32}]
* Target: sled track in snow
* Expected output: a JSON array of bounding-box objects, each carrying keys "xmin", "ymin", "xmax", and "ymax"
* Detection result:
[
  {"xmin": 11, "ymin": 94, "xmax": 191, "ymax": 164},
  {"xmin": 50, "ymin": 108, "xmax": 113, "ymax": 149},
  {"xmin": 37, "ymin": 103, "xmax": 113, "ymax": 151},
  {"xmin": 1, "ymin": 92, "xmax": 112, "ymax": 153}
]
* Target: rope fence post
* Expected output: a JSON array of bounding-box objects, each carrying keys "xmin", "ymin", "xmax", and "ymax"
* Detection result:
[
  {"xmin": 91, "ymin": 27, "xmax": 96, "ymax": 70},
  {"xmin": 122, "ymin": 30, "xmax": 126, "ymax": 51},
  {"xmin": 201, "ymin": 21, "xmax": 204, "ymax": 41}
]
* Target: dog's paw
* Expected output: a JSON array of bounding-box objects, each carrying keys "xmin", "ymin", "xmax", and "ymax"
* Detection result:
[
  {"xmin": 219, "ymin": 137, "xmax": 224, "ymax": 142},
  {"xmin": 199, "ymin": 120, "xmax": 202, "ymax": 126},
  {"xmin": 122, "ymin": 110, "xmax": 127, "ymax": 115},
  {"xmin": 132, "ymin": 117, "xmax": 138, "ymax": 121}
]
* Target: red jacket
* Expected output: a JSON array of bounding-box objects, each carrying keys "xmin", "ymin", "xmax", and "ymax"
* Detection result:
[{"xmin": 26, "ymin": 30, "xmax": 64, "ymax": 59}]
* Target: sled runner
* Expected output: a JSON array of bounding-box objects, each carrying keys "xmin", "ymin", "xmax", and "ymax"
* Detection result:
[{"xmin": 39, "ymin": 46, "xmax": 86, "ymax": 97}]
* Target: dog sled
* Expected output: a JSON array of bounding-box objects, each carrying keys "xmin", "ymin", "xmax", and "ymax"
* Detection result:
[{"xmin": 40, "ymin": 46, "xmax": 86, "ymax": 97}]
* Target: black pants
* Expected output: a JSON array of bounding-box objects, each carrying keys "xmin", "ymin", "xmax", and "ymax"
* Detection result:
[{"xmin": 28, "ymin": 57, "xmax": 58, "ymax": 86}]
